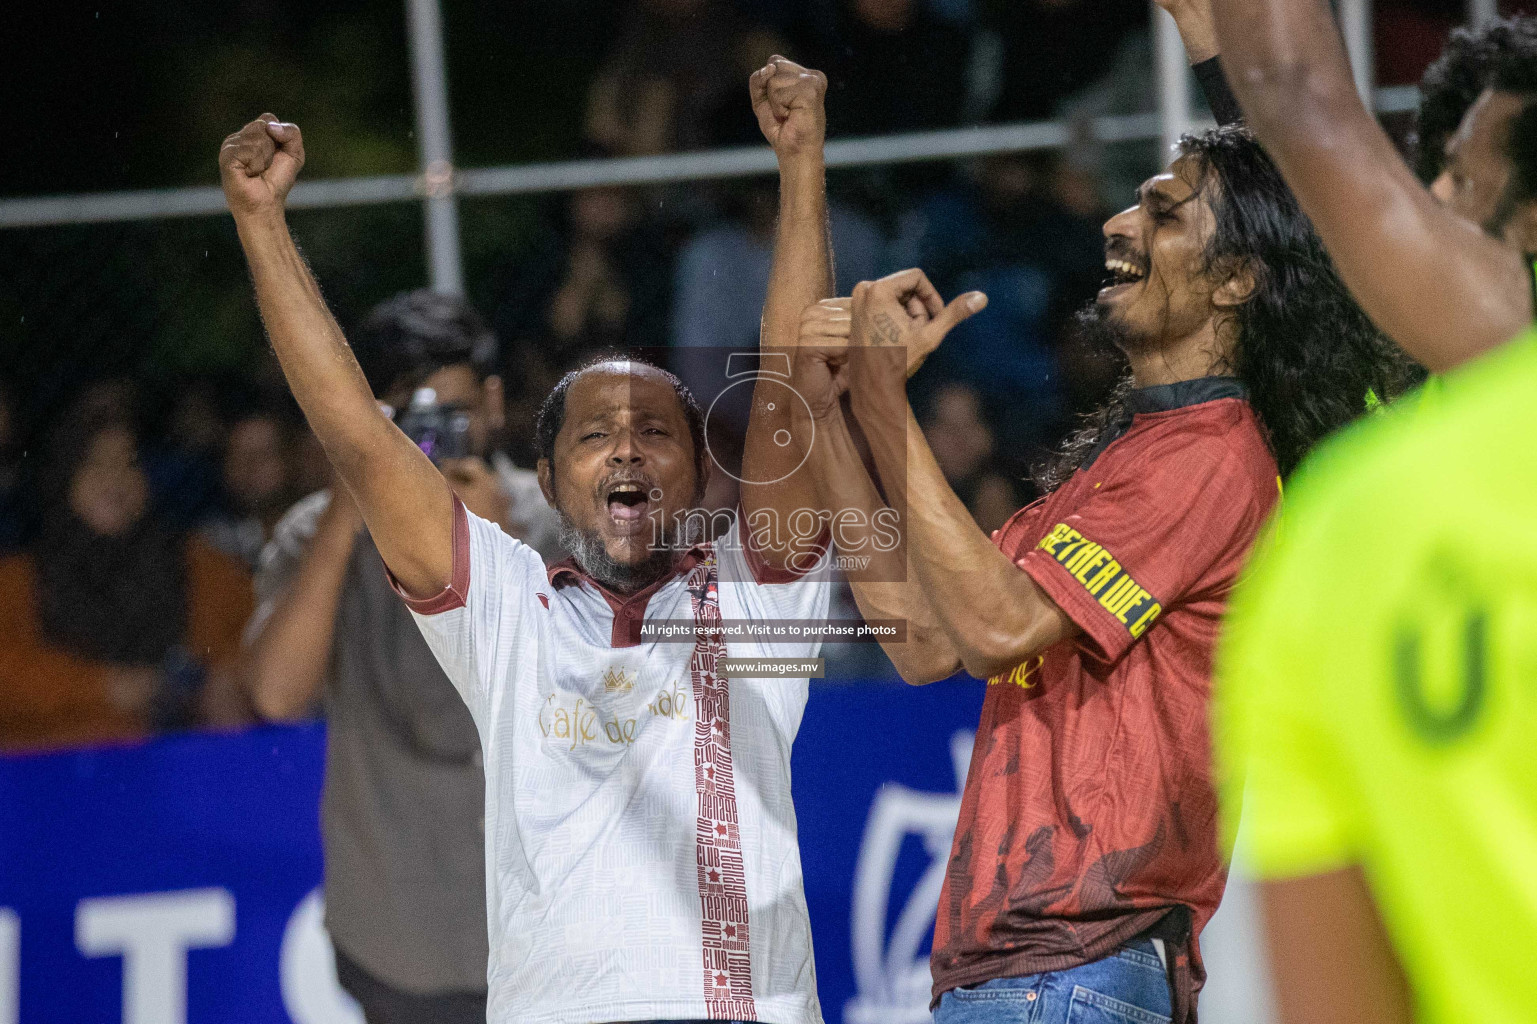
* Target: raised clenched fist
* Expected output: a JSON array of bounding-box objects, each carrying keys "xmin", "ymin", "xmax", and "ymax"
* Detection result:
[
  {"xmin": 801, "ymin": 296, "xmax": 942, "ymax": 381},
  {"xmin": 799, "ymin": 297, "xmax": 852, "ymax": 344},
  {"xmin": 750, "ymin": 56, "xmax": 828, "ymax": 160},
  {"xmin": 790, "ymin": 342, "xmax": 850, "ymax": 424},
  {"xmin": 219, "ymin": 114, "xmax": 306, "ymax": 219}
]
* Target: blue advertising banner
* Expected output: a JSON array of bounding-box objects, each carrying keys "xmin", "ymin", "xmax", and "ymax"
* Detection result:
[
  {"xmin": 794, "ymin": 680, "xmax": 984, "ymax": 1024},
  {"xmin": 0, "ymin": 680, "xmax": 987, "ymax": 1024},
  {"xmin": 0, "ymin": 722, "xmax": 341, "ymax": 1024}
]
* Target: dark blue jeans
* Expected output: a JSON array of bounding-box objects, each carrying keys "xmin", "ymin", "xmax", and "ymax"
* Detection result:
[{"xmin": 932, "ymin": 939, "xmax": 1172, "ymax": 1024}]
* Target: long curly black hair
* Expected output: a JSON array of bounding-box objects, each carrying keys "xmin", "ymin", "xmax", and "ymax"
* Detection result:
[{"xmin": 1036, "ymin": 125, "xmax": 1420, "ymax": 491}]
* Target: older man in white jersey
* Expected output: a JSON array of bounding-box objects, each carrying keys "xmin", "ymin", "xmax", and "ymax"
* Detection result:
[{"xmin": 219, "ymin": 59, "xmax": 838, "ymax": 1024}]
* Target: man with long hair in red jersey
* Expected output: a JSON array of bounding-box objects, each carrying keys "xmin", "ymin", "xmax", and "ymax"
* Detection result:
[{"xmin": 786, "ymin": 122, "xmax": 1414, "ymax": 1020}]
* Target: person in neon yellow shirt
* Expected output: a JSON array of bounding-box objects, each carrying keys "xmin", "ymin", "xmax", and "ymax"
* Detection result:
[
  {"xmin": 1216, "ymin": 326, "xmax": 1537, "ymax": 1024},
  {"xmin": 1195, "ymin": 0, "xmax": 1537, "ymax": 1020}
]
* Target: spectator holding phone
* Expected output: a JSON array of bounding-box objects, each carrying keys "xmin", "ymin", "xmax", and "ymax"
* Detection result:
[{"xmin": 241, "ymin": 290, "xmax": 559, "ymax": 1023}]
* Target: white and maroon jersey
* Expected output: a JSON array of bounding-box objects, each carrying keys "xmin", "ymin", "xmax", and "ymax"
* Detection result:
[{"xmin": 395, "ymin": 498, "xmax": 833, "ymax": 1024}]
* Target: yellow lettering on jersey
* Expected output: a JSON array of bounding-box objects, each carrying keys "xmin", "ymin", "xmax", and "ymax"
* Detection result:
[
  {"xmin": 1129, "ymin": 602, "xmax": 1163, "ymax": 638},
  {"xmin": 1056, "ymin": 532, "xmax": 1088, "ymax": 562},
  {"xmin": 1107, "ymin": 584, "xmax": 1143, "ymax": 620},
  {"xmin": 1063, "ymin": 541, "xmax": 1095, "ymax": 574},
  {"xmin": 1100, "ymin": 576, "xmax": 1137, "ymax": 613},
  {"xmin": 1072, "ymin": 547, "xmax": 1112, "ymax": 585},
  {"xmin": 1036, "ymin": 523, "xmax": 1163, "ymax": 637},
  {"xmin": 987, "ymin": 655, "xmax": 1045, "ymax": 690},
  {"xmin": 1085, "ymin": 559, "xmax": 1122, "ymax": 596},
  {"xmin": 1038, "ymin": 523, "xmax": 1076, "ymax": 557}
]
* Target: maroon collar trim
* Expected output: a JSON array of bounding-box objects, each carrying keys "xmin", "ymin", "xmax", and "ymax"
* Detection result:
[
  {"xmin": 542, "ymin": 508, "xmax": 828, "ymax": 647},
  {"xmin": 547, "ymin": 545, "xmax": 708, "ymax": 648}
]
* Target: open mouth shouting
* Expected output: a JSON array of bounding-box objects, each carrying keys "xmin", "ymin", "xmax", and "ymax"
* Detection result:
[
  {"xmin": 1099, "ymin": 252, "xmax": 1148, "ymax": 301},
  {"xmin": 601, "ymin": 475, "xmax": 658, "ymax": 536}
]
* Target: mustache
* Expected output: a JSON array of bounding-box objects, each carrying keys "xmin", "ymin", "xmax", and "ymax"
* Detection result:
[
  {"xmin": 596, "ymin": 468, "xmax": 658, "ymax": 498},
  {"xmin": 1104, "ymin": 239, "xmax": 1148, "ymax": 272}
]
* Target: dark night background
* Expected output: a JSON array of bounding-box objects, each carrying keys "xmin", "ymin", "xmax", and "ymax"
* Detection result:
[{"xmin": 2, "ymin": 0, "xmax": 1528, "ymax": 491}]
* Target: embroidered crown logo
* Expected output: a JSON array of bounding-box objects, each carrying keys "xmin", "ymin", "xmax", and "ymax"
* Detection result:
[{"xmin": 603, "ymin": 666, "xmax": 637, "ymax": 694}]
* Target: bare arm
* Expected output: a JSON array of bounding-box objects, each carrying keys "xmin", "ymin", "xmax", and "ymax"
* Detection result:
[
  {"xmin": 243, "ymin": 493, "xmax": 361, "ymax": 722},
  {"xmin": 219, "ymin": 116, "xmax": 455, "ymax": 598},
  {"xmin": 1157, "ymin": 0, "xmax": 1219, "ymax": 64},
  {"xmin": 1156, "ymin": 0, "xmax": 1245, "ymax": 127},
  {"xmin": 790, "ymin": 347, "xmax": 962, "ymax": 685},
  {"xmin": 742, "ymin": 57, "xmax": 833, "ymax": 569},
  {"xmin": 847, "ymin": 272, "xmax": 1077, "ymax": 681},
  {"xmin": 1262, "ymin": 867, "xmax": 1414, "ymax": 1024},
  {"xmin": 1210, "ymin": 0, "xmax": 1533, "ymax": 370},
  {"xmin": 878, "ymin": 405, "xmax": 1075, "ymax": 681}
]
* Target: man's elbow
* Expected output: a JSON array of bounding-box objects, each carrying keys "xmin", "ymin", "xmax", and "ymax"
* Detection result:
[
  {"xmin": 895, "ymin": 661, "xmax": 959, "ymax": 687},
  {"xmin": 885, "ymin": 643, "xmax": 961, "ymax": 686},
  {"xmin": 956, "ymin": 631, "xmax": 1040, "ymax": 683},
  {"xmin": 957, "ymin": 650, "xmax": 1009, "ymax": 683},
  {"xmin": 250, "ymin": 690, "xmax": 311, "ymax": 724}
]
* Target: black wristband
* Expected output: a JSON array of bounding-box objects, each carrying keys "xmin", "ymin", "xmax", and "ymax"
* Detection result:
[{"xmin": 1193, "ymin": 56, "xmax": 1244, "ymax": 128}]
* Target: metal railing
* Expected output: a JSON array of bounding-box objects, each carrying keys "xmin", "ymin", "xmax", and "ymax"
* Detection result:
[{"xmin": 1, "ymin": 0, "xmax": 1479, "ymax": 292}]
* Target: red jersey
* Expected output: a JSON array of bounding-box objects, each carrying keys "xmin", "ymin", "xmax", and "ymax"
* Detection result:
[{"xmin": 930, "ymin": 379, "xmax": 1280, "ymax": 1022}]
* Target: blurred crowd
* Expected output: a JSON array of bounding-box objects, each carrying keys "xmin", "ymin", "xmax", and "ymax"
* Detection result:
[
  {"xmin": 489, "ymin": 0, "xmax": 1147, "ymax": 475},
  {"xmin": 0, "ymin": 133, "xmax": 1115, "ymax": 751},
  {"xmin": 0, "ymin": 0, "xmax": 1470, "ymax": 755}
]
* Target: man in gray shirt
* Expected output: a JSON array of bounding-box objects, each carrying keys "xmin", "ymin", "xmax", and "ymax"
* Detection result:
[{"xmin": 243, "ymin": 290, "xmax": 561, "ymax": 1023}]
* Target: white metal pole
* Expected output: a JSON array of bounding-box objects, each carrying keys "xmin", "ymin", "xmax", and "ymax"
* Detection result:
[
  {"xmin": 1155, "ymin": 4, "xmax": 1192, "ymax": 159},
  {"xmin": 1468, "ymin": 0, "xmax": 1499, "ymax": 28},
  {"xmin": 1341, "ymin": 0, "xmax": 1375, "ymax": 108},
  {"xmin": 405, "ymin": 0, "xmax": 464, "ymax": 295}
]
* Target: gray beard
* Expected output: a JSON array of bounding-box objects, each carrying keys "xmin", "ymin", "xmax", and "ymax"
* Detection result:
[{"xmin": 558, "ymin": 515, "xmax": 683, "ymax": 594}]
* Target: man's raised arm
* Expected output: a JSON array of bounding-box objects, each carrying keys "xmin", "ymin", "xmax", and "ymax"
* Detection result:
[
  {"xmin": 789, "ymin": 338, "xmax": 964, "ymax": 685},
  {"xmin": 1155, "ymin": 0, "xmax": 1244, "ymax": 126},
  {"xmin": 219, "ymin": 115, "xmax": 455, "ymax": 598},
  {"xmin": 741, "ymin": 57, "xmax": 832, "ymax": 569},
  {"xmin": 844, "ymin": 272, "xmax": 1078, "ymax": 682},
  {"xmin": 1209, "ymin": 0, "xmax": 1532, "ymax": 370}
]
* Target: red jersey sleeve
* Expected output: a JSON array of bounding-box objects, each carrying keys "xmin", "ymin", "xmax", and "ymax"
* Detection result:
[{"xmin": 1014, "ymin": 440, "xmax": 1274, "ymax": 664}]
